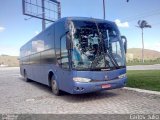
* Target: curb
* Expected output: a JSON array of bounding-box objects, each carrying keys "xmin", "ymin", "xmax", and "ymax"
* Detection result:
[{"xmin": 123, "ymin": 87, "xmax": 160, "ymax": 95}]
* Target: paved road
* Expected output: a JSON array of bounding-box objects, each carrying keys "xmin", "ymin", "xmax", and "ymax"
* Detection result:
[
  {"xmin": 0, "ymin": 67, "xmax": 160, "ymax": 114},
  {"xmin": 127, "ymin": 64, "xmax": 160, "ymax": 70}
]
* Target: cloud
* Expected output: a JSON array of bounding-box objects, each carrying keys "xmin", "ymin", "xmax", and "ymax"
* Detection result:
[
  {"xmin": 151, "ymin": 42, "xmax": 160, "ymax": 52},
  {"xmin": 35, "ymin": 31, "xmax": 40, "ymax": 35},
  {"xmin": 155, "ymin": 42, "xmax": 160, "ymax": 48},
  {"xmin": 0, "ymin": 46, "xmax": 19, "ymax": 56},
  {"xmin": 145, "ymin": 41, "xmax": 160, "ymax": 52},
  {"xmin": 0, "ymin": 27, "xmax": 5, "ymax": 32},
  {"xmin": 115, "ymin": 19, "xmax": 129, "ymax": 28}
]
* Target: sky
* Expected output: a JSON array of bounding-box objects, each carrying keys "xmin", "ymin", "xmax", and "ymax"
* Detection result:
[{"xmin": 0, "ymin": 0, "xmax": 160, "ymax": 56}]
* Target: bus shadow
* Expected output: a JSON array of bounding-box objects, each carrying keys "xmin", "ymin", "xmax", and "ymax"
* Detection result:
[
  {"xmin": 60, "ymin": 91, "xmax": 118, "ymax": 103},
  {"xmin": 19, "ymin": 77, "xmax": 52, "ymax": 93},
  {"xmin": 19, "ymin": 77, "xmax": 118, "ymax": 102}
]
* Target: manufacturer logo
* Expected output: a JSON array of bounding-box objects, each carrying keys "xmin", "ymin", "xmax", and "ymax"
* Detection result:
[{"xmin": 104, "ymin": 75, "xmax": 109, "ymax": 80}]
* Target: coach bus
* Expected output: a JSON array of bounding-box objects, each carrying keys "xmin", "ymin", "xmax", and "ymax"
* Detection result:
[{"xmin": 20, "ymin": 17, "xmax": 127, "ymax": 95}]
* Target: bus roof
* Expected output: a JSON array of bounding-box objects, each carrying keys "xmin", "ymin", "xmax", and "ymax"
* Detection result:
[{"xmin": 56, "ymin": 17, "xmax": 115, "ymax": 24}]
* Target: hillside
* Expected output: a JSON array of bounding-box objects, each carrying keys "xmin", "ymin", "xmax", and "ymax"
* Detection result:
[
  {"xmin": 0, "ymin": 55, "xmax": 19, "ymax": 67},
  {"xmin": 127, "ymin": 48, "xmax": 160, "ymax": 60}
]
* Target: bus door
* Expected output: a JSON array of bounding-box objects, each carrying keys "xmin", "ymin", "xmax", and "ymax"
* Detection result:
[{"xmin": 55, "ymin": 34, "xmax": 72, "ymax": 92}]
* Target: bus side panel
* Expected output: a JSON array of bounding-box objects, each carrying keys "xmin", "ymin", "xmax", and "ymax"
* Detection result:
[
  {"xmin": 30, "ymin": 64, "xmax": 42, "ymax": 83},
  {"xmin": 39, "ymin": 64, "xmax": 56, "ymax": 86},
  {"xmin": 56, "ymin": 67, "xmax": 74, "ymax": 94},
  {"xmin": 20, "ymin": 64, "xmax": 33, "ymax": 80}
]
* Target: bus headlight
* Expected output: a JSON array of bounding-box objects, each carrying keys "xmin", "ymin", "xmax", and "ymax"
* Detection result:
[
  {"xmin": 118, "ymin": 74, "xmax": 126, "ymax": 79},
  {"xmin": 73, "ymin": 77, "xmax": 91, "ymax": 82}
]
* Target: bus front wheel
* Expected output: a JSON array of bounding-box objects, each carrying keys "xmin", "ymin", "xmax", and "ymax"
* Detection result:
[{"xmin": 51, "ymin": 76, "xmax": 60, "ymax": 96}]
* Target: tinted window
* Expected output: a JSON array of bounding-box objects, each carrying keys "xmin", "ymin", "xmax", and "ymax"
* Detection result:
[
  {"xmin": 22, "ymin": 56, "xmax": 30, "ymax": 65},
  {"xmin": 60, "ymin": 35, "xmax": 69, "ymax": 69},
  {"xmin": 55, "ymin": 21, "xmax": 65, "ymax": 49},
  {"xmin": 41, "ymin": 49, "xmax": 56, "ymax": 64},
  {"xmin": 30, "ymin": 53, "xmax": 40, "ymax": 64},
  {"xmin": 45, "ymin": 26, "xmax": 55, "ymax": 49},
  {"xmin": 31, "ymin": 38, "xmax": 45, "ymax": 54}
]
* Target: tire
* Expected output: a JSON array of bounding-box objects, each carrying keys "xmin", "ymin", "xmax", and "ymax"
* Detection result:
[
  {"xmin": 51, "ymin": 76, "xmax": 60, "ymax": 96},
  {"xmin": 24, "ymin": 71, "xmax": 30, "ymax": 82}
]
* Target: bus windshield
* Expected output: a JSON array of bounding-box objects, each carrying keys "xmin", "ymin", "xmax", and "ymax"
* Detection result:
[{"xmin": 71, "ymin": 20, "xmax": 126, "ymax": 70}]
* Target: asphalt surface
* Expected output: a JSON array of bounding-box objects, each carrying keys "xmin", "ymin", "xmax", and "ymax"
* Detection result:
[
  {"xmin": 127, "ymin": 64, "xmax": 160, "ymax": 70},
  {"xmin": 0, "ymin": 67, "xmax": 160, "ymax": 114}
]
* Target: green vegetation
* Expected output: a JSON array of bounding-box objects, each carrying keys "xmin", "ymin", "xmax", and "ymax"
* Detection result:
[
  {"xmin": 127, "ymin": 48, "xmax": 160, "ymax": 66},
  {"xmin": 126, "ymin": 70, "xmax": 160, "ymax": 91},
  {"xmin": 127, "ymin": 58, "xmax": 160, "ymax": 66}
]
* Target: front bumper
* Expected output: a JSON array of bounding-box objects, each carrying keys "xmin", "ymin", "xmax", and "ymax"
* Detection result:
[{"xmin": 72, "ymin": 77, "xmax": 127, "ymax": 94}]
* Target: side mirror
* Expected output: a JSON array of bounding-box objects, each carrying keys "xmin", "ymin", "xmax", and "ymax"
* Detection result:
[
  {"xmin": 66, "ymin": 31, "xmax": 73, "ymax": 50},
  {"xmin": 121, "ymin": 36, "xmax": 127, "ymax": 53}
]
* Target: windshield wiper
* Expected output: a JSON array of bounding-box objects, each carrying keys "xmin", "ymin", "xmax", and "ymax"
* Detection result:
[
  {"xmin": 90, "ymin": 55, "xmax": 101, "ymax": 68},
  {"xmin": 106, "ymin": 50, "xmax": 120, "ymax": 69},
  {"xmin": 90, "ymin": 54, "xmax": 111, "ymax": 69}
]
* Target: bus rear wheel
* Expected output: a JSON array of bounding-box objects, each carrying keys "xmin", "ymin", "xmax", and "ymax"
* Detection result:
[
  {"xmin": 24, "ymin": 71, "xmax": 30, "ymax": 82},
  {"xmin": 51, "ymin": 76, "xmax": 60, "ymax": 96}
]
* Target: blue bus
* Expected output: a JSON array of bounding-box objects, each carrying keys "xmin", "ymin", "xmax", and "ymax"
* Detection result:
[{"xmin": 20, "ymin": 17, "xmax": 127, "ymax": 95}]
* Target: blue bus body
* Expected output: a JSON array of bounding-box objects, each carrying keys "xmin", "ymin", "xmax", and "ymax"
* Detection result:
[{"xmin": 20, "ymin": 17, "xmax": 127, "ymax": 95}]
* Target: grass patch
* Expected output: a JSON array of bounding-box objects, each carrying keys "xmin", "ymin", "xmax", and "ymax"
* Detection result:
[
  {"xmin": 127, "ymin": 61, "xmax": 160, "ymax": 66},
  {"xmin": 126, "ymin": 70, "xmax": 160, "ymax": 91}
]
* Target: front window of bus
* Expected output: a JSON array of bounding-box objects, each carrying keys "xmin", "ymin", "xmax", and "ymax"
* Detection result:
[
  {"xmin": 71, "ymin": 20, "xmax": 126, "ymax": 70},
  {"xmin": 104, "ymin": 24, "xmax": 126, "ymax": 67}
]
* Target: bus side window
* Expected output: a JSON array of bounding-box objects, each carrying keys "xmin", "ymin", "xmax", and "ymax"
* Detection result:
[{"xmin": 60, "ymin": 35, "xmax": 69, "ymax": 69}]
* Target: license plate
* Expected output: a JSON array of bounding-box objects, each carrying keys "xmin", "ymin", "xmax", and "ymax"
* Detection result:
[{"xmin": 102, "ymin": 84, "xmax": 111, "ymax": 89}]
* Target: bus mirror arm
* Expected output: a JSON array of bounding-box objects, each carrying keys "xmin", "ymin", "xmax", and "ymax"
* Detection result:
[
  {"xmin": 121, "ymin": 36, "xmax": 127, "ymax": 53},
  {"xmin": 66, "ymin": 31, "xmax": 73, "ymax": 50},
  {"xmin": 66, "ymin": 40, "xmax": 73, "ymax": 50}
]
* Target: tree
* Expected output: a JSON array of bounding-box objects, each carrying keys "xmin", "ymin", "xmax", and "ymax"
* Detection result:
[{"xmin": 137, "ymin": 20, "xmax": 151, "ymax": 63}]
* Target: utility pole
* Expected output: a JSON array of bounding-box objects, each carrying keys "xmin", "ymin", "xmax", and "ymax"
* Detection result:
[
  {"xmin": 102, "ymin": 0, "xmax": 129, "ymax": 20},
  {"xmin": 103, "ymin": 0, "xmax": 106, "ymax": 20},
  {"xmin": 57, "ymin": 0, "xmax": 61, "ymax": 19},
  {"xmin": 141, "ymin": 28, "xmax": 144, "ymax": 63},
  {"xmin": 42, "ymin": 0, "xmax": 46, "ymax": 31}
]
